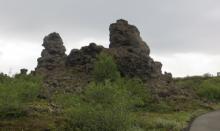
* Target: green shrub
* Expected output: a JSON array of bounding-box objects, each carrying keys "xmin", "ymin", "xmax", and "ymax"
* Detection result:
[
  {"xmin": 197, "ymin": 78, "xmax": 220, "ymax": 101},
  {"xmin": 85, "ymin": 78, "xmax": 150, "ymax": 110},
  {"xmin": 0, "ymin": 75, "xmax": 42, "ymax": 118},
  {"xmin": 116, "ymin": 78, "xmax": 151, "ymax": 109},
  {"xmin": 53, "ymin": 51, "xmax": 151, "ymax": 130},
  {"xmin": 65, "ymin": 106, "xmax": 135, "ymax": 131},
  {"xmin": 53, "ymin": 93, "xmax": 83, "ymax": 109},
  {"xmin": 93, "ymin": 52, "xmax": 120, "ymax": 82},
  {"xmin": 84, "ymin": 81, "xmax": 120, "ymax": 107},
  {"xmin": 0, "ymin": 73, "xmax": 10, "ymax": 83},
  {"xmin": 55, "ymin": 91, "xmax": 136, "ymax": 131},
  {"xmin": 54, "ymin": 78, "xmax": 149, "ymax": 130},
  {"xmin": 175, "ymin": 76, "xmax": 220, "ymax": 102},
  {"xmin": 174, "ymin": 76, "xmax": 207, "ymax": 90}
]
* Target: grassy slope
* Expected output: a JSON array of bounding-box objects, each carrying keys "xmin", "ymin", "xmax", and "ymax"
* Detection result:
[
  {"xmin": 1, "ymin": 76, "xmax": 218, "ymax": 131},
  {"xmin": 0, "ymin": 55, "xmax": 220, "ymax": 130}
]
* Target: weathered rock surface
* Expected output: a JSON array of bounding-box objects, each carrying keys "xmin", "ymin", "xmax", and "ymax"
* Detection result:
[
  {"xmin": 108, "ymin": 19, "xmax": 162, "ymax": 80},
  {"xmin": 36, "ymin": 32, "xmax": 66, "ymax": 74},
  {"xmin": 66, "ymin": 43, "xmax": 104, "ymax": 73},
  {"xmin": 109, "ymin": 19, "xmax": 150, "ymax": 56},
  {"xmin": 35, "ymin": 19, "xmax": 174, "ymax": 97}
]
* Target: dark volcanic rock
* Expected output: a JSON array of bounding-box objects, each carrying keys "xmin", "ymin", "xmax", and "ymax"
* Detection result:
[
  {"xmin": 20, "ymin": 68, "xmax": 28, "ymax": 75},
  {"xmin": 109, "ymin": 19, "xmax": 150, "ymax": 56},
  {"xmin": 66, "ymin": 43, "xmax": 104, "ymax": 72},
  {"xmin": 36, "ymin": 32, "xmax": 66, "ymax": 74},
  {"xmin": 108, "ymin": 19, "xmax": 162, "ymax": 80},
  {"xmin": 35, "ymin": 19, "xmax": 174, "ymax": 98}
]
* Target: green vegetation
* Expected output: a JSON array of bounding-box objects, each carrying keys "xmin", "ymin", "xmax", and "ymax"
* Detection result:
[
  {"xmin": 175, "ymin": 76, "xmax": 220, "ymax": 101},
  {"xmin": 0, "ymin": 53, "xmax": 220, "ymax": 130},
  {"xmin": 0, "ymin": 74, "xmax": 42, "ymax": 118},
  {"xmin": 197, "ymin": 77, "xmax": 220, "ymax": 101},
  {"xmin": 54, "ymin": 80, "xmax": 141, "ymax": 130},
  {"xmin": 54, "ymin": 53, "xmax": 149, "ymax": 130},
  {"xmin": 93, "ymin": 52, "xmax": 120, "ymax": 82}
]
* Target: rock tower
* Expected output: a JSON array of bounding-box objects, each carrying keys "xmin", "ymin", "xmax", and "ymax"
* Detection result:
[
  {"xmin": 36, "ymin": 32, "xmax": 66, "ymax": 74},
  {"xmin": 35, "ymin": 19, "xmax": 173, "ymax": 95}
]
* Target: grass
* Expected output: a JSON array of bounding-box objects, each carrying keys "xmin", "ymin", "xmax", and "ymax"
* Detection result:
[
  {"xmin": 0, "ymin": 74, "xmax": 61, "ymax": 130},
  {"xmin": 0, "ymin": 74, "xmax": 42, "ymax": 118},
  {"xmin": 0, "ymin": 54, "xmax": 220, "ymax": 130},
  {"xmin": 136, "ymin": 110, "xmax": 208, "ymax": 131},
  {"xmin": 52, "ymin": 53, "xmax": 150, "ymax": 130},
  {"xmin": 197, "ymin": 77, "xmax": 220, "ymax": 101},
  {"xmin": 175, "ymin": 76, "xmax": 220, "ymax": 101},
  {"xmin": 53, "ymin": 78, "xmax": 148, "ymax": 130}
]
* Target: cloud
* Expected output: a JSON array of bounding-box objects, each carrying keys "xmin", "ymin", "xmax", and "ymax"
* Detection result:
[
  {"xmin": 0, "ymin": 0, "xmax": 220, "ymax": 54},
  {"xmin": 0, "ymin": 0, "xmax": 220, "ymax": 76},
  {"xmin": 152, "ymin": 53, "xmax": 220, "ymax": 77},
  {"xmin": 0, "ymin": 40, "xmax": 42, "ymax": 74}
]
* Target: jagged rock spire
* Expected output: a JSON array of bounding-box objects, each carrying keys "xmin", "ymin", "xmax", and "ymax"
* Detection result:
[
  {"xmin": 109, "ymin": 19, "xmax": 162, "ymax": 79},
  {"xmin": 42, "ymin": 32, "xmax": 66, "ymax": 55},
  {"xmin": 109, "ymin": 19, "xmax": 150, "ymax": 56},
  {"xmin": 36, "ymin": 32, "xmax": 66, "ymax": 73},
  {"xmin": 35, "ymin": 20, "xmax": 172, "ymax": 94}
]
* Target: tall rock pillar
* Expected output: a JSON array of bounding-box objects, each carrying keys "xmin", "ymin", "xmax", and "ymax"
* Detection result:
[
  {"xmin": 36, "ymin": 32, "xmax": 66, "ymax": 75},
  {"xmin": 108, "ymin": 19, "xmax": 162, "ymax": 80}
]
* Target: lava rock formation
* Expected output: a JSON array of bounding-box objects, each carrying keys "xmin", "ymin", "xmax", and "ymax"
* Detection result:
[{"xmin": 35, "ymin": 19, "xmax": 173, "ymax": 96}]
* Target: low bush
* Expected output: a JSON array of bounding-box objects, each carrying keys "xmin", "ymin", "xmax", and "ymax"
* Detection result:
[
  {"xmin": 85, "ymin": 78, "xmax": 150, "ymax": 110},
  {"xmin": 65, "ymin": 106, "xmax": 135, "ymax": 131},
  {"xmin": 175, "ymin": 76, "xmax": 220, "ymax": 101},
  {"xmin": 55, "ymin": 78, "xmax": 149, "ymax": 131},
  {"xmin": 197, "ymin": 77, "xmax": 220, "ymax": 101},
  {"xmin": 174, "ymin": 76, "xmax": 208, "ymax": 90},
  {"xmin": 93, "ymin": 52, "xmax": 120, "ymax": 82},
  {"xmin": 53, "ymin": 52, "xmax": 151, "ymax": 130},
  {"xmin": 0, "ymin": 75, "xmax": 42, "ymax": 118}
]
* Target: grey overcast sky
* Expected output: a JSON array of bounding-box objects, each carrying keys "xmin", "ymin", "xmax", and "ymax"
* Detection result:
[{"xmin": 0, "ymin": 0, "xmax": 220, "ymax": 77}]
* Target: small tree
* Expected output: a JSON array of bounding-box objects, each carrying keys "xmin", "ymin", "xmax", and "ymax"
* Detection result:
[{"xmin": 93, "ymin": 52, "xmax": 120, "ymax": 82}]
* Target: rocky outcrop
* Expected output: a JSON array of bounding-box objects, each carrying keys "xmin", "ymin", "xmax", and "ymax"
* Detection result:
[
  {"xmin": 36, "ymin": 32, "xmax": 66, "ymax": 74},
  {"xmin": 108, "ymin": 19, "xmax": 162, "ymax": 80},
  {"xmin": 109, "ymin": 19, "xmax": 150, "ymax": 56},
  {"xmin": 66, "ymin": 43, "xmax": 104, "ymax": 73},
  {"xmin": 20, "ymin": 68, "xmax": 28, "ymax": 75},
  {"xmin": 35, "ymin": 19, "xmax": 173, "ymax": 96}
]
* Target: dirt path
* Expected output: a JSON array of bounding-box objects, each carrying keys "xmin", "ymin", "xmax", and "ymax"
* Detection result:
[{"xmin": 190, "ymin": 110, "xmax": 220, "ymax": 131}]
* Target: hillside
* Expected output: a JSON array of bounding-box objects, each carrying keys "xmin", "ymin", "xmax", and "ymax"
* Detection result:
[{"xmin": 0, "ymin": 20, "xmax": 220, "ymax": 131}]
